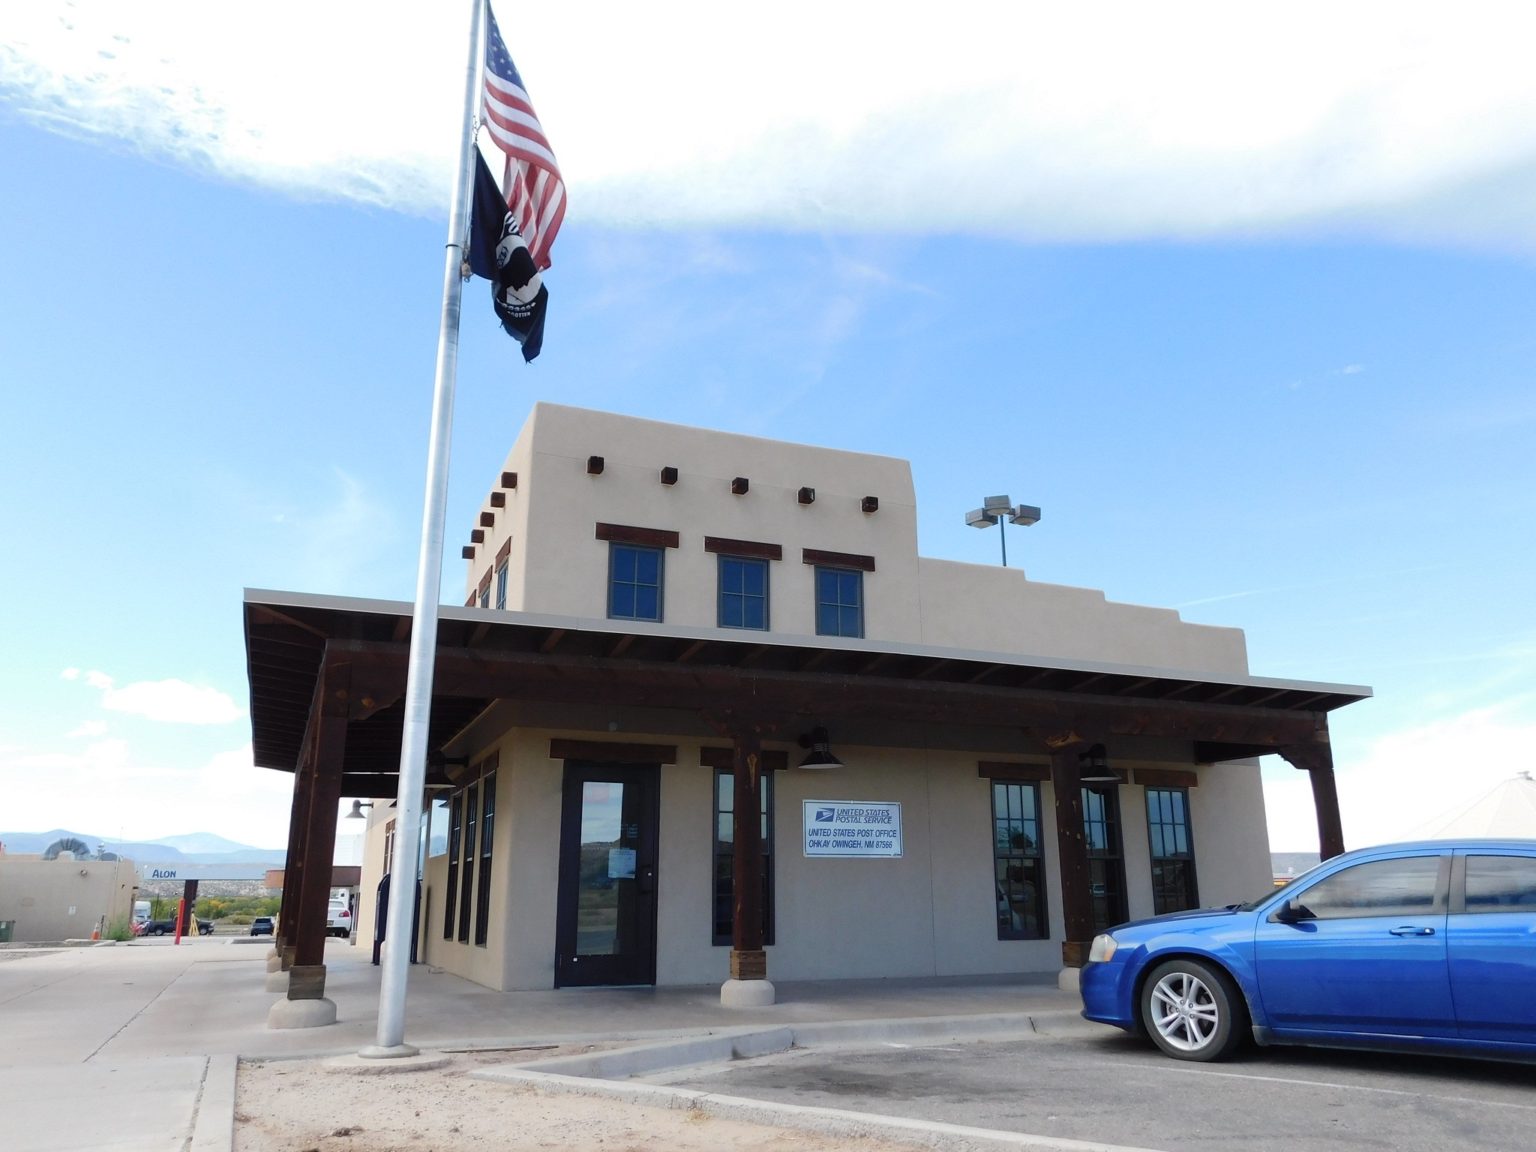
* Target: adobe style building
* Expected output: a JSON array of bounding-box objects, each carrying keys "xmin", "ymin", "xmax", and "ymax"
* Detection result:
[{"xmin": 245, "ymin": 403, "xmax": 1368, "ymax": 1018}]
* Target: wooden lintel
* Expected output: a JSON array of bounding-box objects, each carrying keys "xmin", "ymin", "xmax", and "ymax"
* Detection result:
[{"xmin": 322, "ymin": 639, "xmax": 1331, "ymax": 750}]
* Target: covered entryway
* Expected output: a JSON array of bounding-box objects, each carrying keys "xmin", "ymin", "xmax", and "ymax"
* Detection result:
[{"xmin": 243, "ymin": 589, "xmax": 1369, "ymax": 1011}]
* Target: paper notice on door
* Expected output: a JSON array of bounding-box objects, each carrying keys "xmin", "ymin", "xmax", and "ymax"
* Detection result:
[{"xmin": 608, "ymin": 847, "xmax": 637, "ymax": 879}]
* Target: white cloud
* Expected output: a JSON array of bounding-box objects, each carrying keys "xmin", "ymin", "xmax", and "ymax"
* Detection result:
[
  {"xmin": 66, "ymin": 720, "xmax": 108, "ymax": 739},
  {"xmin": 72, "ymin": 669, "xmax": 243, "ymax": 725},
  {"xmin": 1265, "ymin": 699, "xmax": 1536, "ymax": 851},
  {"xmin": 0, "ymin": 740, "xmax": 291, "ymax": 848},
  {"xmin": 4, "ymin": 3, "xmax": 1536, "ymax": 247}
]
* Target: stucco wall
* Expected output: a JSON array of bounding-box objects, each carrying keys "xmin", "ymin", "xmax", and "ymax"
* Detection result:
[
  {"xmin": 409, "ymin": 729, "xmax": 1271, "ymax": 992},
  {"xmin": 0, "ymin": 857, "xmax": 137, "ymax": 941},
  {"xmin": 467, "ymin": 403, "xmax": 923, "ymax": 640}
]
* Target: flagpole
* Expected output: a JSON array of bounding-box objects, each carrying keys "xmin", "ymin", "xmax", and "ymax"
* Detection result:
[{"xmin": 361, "ymin": 0, "xmax": 485, "ymax": 1059}]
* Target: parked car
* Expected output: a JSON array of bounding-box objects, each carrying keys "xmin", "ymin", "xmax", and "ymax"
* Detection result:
[
  {"xmin": 138, "ymin": 916, "xmax": 213, "ymax": 937},
  {"xmin": 1080, "ymin": 839, "xmax": 1536, "ymax": 1063},
  {"xmin": 327, "ymin": 900, "xmax": 352, "ymax": 939},
  {"xmin": 250, "ymin": 916, "xmax": 275, "ymax": 936}
]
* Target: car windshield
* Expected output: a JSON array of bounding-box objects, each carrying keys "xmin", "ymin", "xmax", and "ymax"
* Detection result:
[{"xmin": 1235, "ymin": 858, "xmax": 1331, "ymax": 911}]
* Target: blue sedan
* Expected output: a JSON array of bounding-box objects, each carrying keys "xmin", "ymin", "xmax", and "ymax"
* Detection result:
[{"xmin": 1080, "ymin": 839, "xmax": 1536, "ymax": 1062}]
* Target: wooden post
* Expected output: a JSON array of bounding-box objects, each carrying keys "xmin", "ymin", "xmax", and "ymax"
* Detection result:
[
  {"xmin": 276, "ymin": 748, "xmax": 316, "ymax": 968},
  {"xmin": 288, "ymin": 707, "xmax": 346, "ymax": 1001},
  {"xmin": 1049, "ymin": 746, "xmax": 1094, "ymax": 968},
  {"xmin": 1279, "ymin": 738, "xmax": 1346, "ymax": 861},
  {"xmin": 730, "ymin": 728, "xmax": 767, "ymax": 982}
]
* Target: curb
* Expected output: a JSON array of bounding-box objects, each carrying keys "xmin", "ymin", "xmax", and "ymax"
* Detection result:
[
  {"xmin": 474, "ymin": 1067, "xmax": 1168, "ymax": 1152},
  {"xmin": 487, "ymin": 1010, "xmax": 1100, "ymax": 1081},
  {"xmin": 190, "ymin": 1054, "xmax": 237, "ymax": 1152}
]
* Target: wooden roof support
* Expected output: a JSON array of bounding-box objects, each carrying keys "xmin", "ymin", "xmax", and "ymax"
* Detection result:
[{"xmin": 1278, "ymin": 726, "xmax": 1345, "ymax": 861}]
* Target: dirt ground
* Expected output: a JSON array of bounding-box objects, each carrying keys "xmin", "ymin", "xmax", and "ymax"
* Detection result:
[{"xmin": 235, "ymin": 1046, "xmax": 925, "ymax": 1152}]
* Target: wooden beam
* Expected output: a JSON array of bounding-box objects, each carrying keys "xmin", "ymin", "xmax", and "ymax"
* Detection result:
[
  {"xmin": 1050, "ymin": 747, "xmax": 1094, "ymax": 968},
  {"xmin": 324, "ymin": 639, "xmax": 1332, "ymax": 752},
  {"xmin": 730, "ymin": 727, "xmax": 766, "ymax": 979}
]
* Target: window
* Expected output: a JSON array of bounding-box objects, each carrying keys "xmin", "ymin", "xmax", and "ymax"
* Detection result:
[
  {"xmin": 713, "ymin": 768, "xmax": 774, "ymax": 945},
  {"xmin": 1145, "ymin": 787, "xmax": 1198, "ymax": 914},
  {"xmin": 815, "ymin": 566, "xmax": 863, "ymax": 638},
  {"xmin": 1082, "ymin": 784, "xmax": 1128, "ymax": 933},
  {"xmin": 1464, "ymin": 855, "xmax": 1536, "ymax": 912},
  {"xmin": 494, "ymin": 562, "xmax": 508, "ymax": 610},
  {"xmin": 718, "ymin": 556, "xmax": 769, "ymax": 630},
  {"xmin": 427, "ymin": 796, "xmax": 450, "ymax": 858},
  {"xmin": 1291, "ymin": 856, "xmax": 1441, "ymax": 920},
  {"xmin": 608, "ymin": 543, "xmax": 663, "ymax": 621},
  {"xmin": 474, "ymin": 771, "xmax": 496, "ymax": 946},
  {"xmin": 382, "ymin": 819, "xmax": 397, "ymax": 879},
  {"xmin": 993, "ymin": 782, "xmax": 1047, "ymax": 939},
  {"xmin": 442, "ymin": 793, "xmax": 463, "ymax": 940},
  {"xmin": 457, "ymin": 781, "xmax": 479, "ymax": 943}
]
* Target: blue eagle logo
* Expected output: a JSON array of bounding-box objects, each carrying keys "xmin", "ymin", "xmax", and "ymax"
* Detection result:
[{"xmin": 814, "ymin": 807, "xmax": 837, "ymax": 822}]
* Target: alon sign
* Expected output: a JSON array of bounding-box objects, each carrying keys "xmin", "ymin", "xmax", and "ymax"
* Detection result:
[{"xmin": 802, "ymin": 800, "xmax": 903, "ymax": 858}]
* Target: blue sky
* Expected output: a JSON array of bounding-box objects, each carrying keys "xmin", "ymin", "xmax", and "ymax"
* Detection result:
[{"xmin": 1, "ymin": 2, "xmax": 1533, "ymax": 853}]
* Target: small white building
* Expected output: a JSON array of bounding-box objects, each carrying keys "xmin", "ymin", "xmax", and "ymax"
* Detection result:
[{"xmin": 246, "ymin": 404, "xmax": 1367, "ymax": 1004}]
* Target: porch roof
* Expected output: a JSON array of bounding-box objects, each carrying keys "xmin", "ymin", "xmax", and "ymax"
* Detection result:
[{"xmin": 243, "ymin": 588, "xmax": 1370, "ymax": 789}]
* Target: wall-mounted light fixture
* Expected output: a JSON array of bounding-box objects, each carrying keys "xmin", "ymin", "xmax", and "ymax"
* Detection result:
[
  {"xmin": 1078, "ymin": 744, "xmax": 1118, "ymax": 783},
  {"xmin": 345, "ymin": 800, "xmax": 374, "ymax": 820},
  {"xmin": 964, "ymin": 494, "xmax": 1041, "ymax": 567},
  {"xmin": 797, "ymin": 727, "xmax": 845, "ymax": 770}
]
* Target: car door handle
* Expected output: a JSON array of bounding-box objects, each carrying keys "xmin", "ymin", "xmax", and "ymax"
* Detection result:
[{"xmin": 1389, "ymin": 925, "xmax": 1435, "ymax": 936}]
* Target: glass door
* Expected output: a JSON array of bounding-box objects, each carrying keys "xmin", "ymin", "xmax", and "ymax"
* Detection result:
[{"xmin": 555, "ymin": 763, "xmax": 660, "ymax": 986}]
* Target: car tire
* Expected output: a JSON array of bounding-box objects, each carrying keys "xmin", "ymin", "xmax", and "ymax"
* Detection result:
[{"xmin": 1139, "ymin": 958, "xmax": 1246, "ymax": 1062}]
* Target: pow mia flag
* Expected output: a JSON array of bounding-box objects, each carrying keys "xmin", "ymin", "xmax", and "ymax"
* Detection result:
[{"xmin": 469, "ymin": 151, "xmax": 549, "ymax": 363}]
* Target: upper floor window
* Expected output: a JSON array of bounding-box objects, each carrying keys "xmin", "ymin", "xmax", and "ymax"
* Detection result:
[
  {"xmin": 815, "ymin": 567, "xmax": 863, "ymax": 638},
  {"xmin": 609, "ymin": 543, "xmax": 663, "ymax": 622},
  {"xmin": 718, "ymin": 556, "xmax": 769, "ymax": 630},
  {"xmin": 495, "ymin": 561, "xmax": 508, "ymax": 610}
]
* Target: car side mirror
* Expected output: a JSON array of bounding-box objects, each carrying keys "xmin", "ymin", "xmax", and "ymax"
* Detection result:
[{"xmin": 1272, "ymin": 896, "xmax": 1311, "ymax": 924}]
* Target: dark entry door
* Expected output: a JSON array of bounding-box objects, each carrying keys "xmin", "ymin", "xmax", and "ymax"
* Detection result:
[{"xmin": 555, "ymin": 763, "xmax": 660, "ymax": 986}]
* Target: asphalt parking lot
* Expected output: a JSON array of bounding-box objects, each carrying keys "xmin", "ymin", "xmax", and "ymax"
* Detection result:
[{"xmin": 653, "ymin": 1030, "xmax": 1536, "ymax": 1152}]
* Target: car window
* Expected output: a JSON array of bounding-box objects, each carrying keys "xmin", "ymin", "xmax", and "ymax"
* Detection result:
[
  {"xmin": 1292, "ymin": 856, "xmax": 1440, "ymax": 920},
  {"xmin": 1464, "ymin": 855, "xmax": 1536, "ymax": 913}
]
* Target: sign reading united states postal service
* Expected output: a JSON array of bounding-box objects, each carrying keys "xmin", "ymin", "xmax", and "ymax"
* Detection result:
[{"xmin": 803, "ymin": 800, "xmax": 903, "ymax": 858}]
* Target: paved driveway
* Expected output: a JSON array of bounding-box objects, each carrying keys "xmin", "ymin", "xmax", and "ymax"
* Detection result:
[{"xmin": 654, "ymin": 1031, "xmax": 1536, "ymax": 1152}]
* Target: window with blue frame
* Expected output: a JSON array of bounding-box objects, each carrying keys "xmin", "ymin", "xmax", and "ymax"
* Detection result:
[
  {"xmin": 609, "ymin": 543, "xmax": 663, "ymax": 621},
  {"xmin": 494, "ymin": 561, "xmax": 508, "ymax": 610},
  {"xmin": 718, "ymin": 555, "xmax": 769, "ymax": 630},
  {"xmin": 814, "ymin": 566, "xmax": 863, "ymax": 637}
]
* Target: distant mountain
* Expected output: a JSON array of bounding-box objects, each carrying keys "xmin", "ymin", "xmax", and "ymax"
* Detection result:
[{"xmin": 0, "ymin": 828, "xmax": 283, "ymax": 865}]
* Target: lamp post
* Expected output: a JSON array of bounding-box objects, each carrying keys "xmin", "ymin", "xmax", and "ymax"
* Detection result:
[{"xmin": 965, "ymin": 495, "xmax": 1041, "ymax": 567}]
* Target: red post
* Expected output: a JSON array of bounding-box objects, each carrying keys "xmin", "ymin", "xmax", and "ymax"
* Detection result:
[{"xmin": 174, "ymin": 897, "xmax": 185, "ymax": 945}]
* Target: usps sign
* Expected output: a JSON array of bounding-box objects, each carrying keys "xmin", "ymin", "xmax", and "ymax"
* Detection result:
[{"xmin": 803, "ymin": 800, "xmax": 903, "ymax": 858}]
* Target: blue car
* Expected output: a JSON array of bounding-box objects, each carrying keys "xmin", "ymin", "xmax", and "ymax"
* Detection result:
[{"xmin": 1080, "ymin": 839, "xmax": 1536, "ymax": 1062}]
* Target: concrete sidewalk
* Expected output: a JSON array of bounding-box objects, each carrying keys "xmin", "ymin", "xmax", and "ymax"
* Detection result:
[{"xmin": 0, "ymin": 937, "xmax": 1090, "ymax": 1152}]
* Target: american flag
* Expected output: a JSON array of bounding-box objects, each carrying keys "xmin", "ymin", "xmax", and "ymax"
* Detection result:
[{"xmin": 481, "ymin": 5, "xmax": 565, "ymax": 270}]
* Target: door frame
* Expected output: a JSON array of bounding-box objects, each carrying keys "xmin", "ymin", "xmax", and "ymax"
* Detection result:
[{"xmin": 554, "ymin": 761, "xmax": 661, "ymax": 987}]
